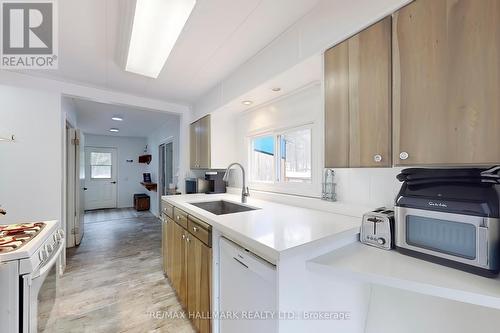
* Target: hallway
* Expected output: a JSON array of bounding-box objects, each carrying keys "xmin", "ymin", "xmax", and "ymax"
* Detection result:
[{"xmin": 42, "ymin": 210, "xmax": 195, "ymax": 333}]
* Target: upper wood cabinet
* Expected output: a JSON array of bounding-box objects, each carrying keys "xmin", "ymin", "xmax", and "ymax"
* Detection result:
[
  {"xmin": 393, "ymin": 0, "xmax": 500, "ymax": 166},
  {"xmin": 190, "ymin": 115, "xmax": 211, "ymax": 169},
  {"xmin": 325, "ymin": 17, "xmax": 392, "ymax": 168},
  {"xmin": 190, "ymin": 112, "xmax": 237, "ymax": 170}
]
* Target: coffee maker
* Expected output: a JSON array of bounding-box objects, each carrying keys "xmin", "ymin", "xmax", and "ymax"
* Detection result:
[{"xmin": 205, "ymin": 171, "xmax": 226, "ymax": 194}]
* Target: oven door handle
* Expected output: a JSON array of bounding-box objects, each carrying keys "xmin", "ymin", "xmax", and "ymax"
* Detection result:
[{"xmin": 33, "ymin": 242, "xmax": 63, "ymax": 279}]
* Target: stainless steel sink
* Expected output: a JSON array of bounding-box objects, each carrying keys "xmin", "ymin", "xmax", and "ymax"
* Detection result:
[{"xmin": 189, "ymin": 200, "xmax": 258, "ymax": 215}]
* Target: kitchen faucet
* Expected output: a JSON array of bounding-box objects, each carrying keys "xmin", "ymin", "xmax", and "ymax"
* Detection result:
[{"xmin": 222, "ymin": 163, "xmax": 250, "ymax": 203}]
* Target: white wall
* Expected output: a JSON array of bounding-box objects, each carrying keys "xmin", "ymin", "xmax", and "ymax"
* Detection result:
[
  {"xmin": 229, "ymin": 84, "xmax": 402, "ymax": 209},
  {"xmin": 0, "ymin": 85, "xmax": 62, "ymax": 224},
  {"xmin": 233, "ymin": 84, "xmax": 323, "ymax": 197},
  {"xmin": 190, "ymin": 0, "xmax": 414, "ymax": 209},
  {"xmin": 146, "ymin": 117, "xmax": 181, "ymax": 216},
  {"xmin": 84, "ymin": 134, "xmax": 148, "ymax": 208},
  {"xmin": 0, "ymin": 71, "xmax": 190, "ymax": 116},
  {"xmin": 194, "ymin": 0, "xmax": 412, "ymax": 117}
]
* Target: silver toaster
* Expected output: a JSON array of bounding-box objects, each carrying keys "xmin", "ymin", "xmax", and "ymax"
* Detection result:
[{"xmin": 360, "ymin": 208, "xmax": 395, "ymax": 250}]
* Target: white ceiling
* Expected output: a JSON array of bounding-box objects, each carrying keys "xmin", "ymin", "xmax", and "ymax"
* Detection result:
[
  {"xmin": 24, "ymin": 0, "xmax": 321, "ymax": 104},
  {"xmin": 72, "ymin": 98, "xmax": 179, "ymax": 137}
]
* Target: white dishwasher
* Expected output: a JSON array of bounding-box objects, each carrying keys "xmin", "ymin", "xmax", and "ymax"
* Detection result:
[{"xmin": 219, "ymin": 237, "xmax": 277, "ymax": 333}]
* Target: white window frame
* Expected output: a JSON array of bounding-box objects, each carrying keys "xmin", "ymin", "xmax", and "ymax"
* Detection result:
[
  {"xmin": 89, "ymin": 151, "xmax": 113, "ymax": 180},
  {"xmin": 249, "ymin": 132, "xmax": 276, "ymax": 184},
  {"xmin": 247, "ymin": 123, "xmax": 319, "ymax": 197}
]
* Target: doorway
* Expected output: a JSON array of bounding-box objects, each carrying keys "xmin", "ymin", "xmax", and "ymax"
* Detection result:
[
  {"xmin": 84, "ymin": 147, "xmax": 118, "ymax": 210},
  {"xmin": 159, "ymin": 141, "xmax": 174, "ymax": 208},
  {"xmin": 65, "ymin": 126, "xmax": 85, "ymax": 249}
]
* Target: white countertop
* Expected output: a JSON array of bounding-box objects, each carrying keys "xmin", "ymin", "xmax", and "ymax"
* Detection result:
[
  {"xmin": 307, "ymin": 242, "xmax": 500, "ymax": 310},
  {"xmin": 163, "ymin": 193, "xmax": 361, "ymax": 263}
]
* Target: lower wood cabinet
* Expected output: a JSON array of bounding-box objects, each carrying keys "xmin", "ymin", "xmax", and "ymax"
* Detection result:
[
  {"xmin": 164, "ymin": 217, "xmax": 175, "ymax": 278},
  {"xmin": 171, "ymin": 221, "xmax": 188, "ymax": 307},
  {"xmin": 162, "ymin": 204, "xmax": 212, "ymax": 333},
  {"xmin": 162, "ymin": 218, "xmax": 168, "ymax": 275},
  {"xmin": 187, "ymin": 234, "xmax": 212, "ymax": 333}
]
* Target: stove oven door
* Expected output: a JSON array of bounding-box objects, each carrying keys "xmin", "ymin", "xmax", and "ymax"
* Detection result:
[{"xmin": 22, "ymin": 242, "xmax": 63, "ymax": 333}]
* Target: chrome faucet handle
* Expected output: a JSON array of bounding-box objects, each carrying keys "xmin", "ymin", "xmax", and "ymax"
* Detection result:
[{"xmin": 244, "ymin": 187, "xmax": 250, "ymax": 196}]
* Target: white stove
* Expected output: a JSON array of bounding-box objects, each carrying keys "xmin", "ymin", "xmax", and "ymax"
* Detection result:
[{"xmin": 0, "ymin": 220, "xmax": 64, "ymax": 333}]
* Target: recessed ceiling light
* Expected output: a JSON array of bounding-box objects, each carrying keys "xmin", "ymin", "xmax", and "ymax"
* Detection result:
[
  {"xmin": 272, "ymin": 87, "xmax": 281, "ymax": 92},
  {"xmin": 125, "ymin": 0, "xmax": 197, "ymax": 78},
  {"xmin": 109, "ymin": 128, "xmax": 120, "ymax": 133},
  {"xmin": 112, "ymin": 116, "xmax": 123, "ymax": 121},
  {"xmin": 242, "ymin": 100, "xmax": 253, "ymax": 106}
]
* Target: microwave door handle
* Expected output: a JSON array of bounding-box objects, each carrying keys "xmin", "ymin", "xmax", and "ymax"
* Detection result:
[
  {"xmin": 33, "ymin": 242, "xmax": 64, "ymax": 279},
  {"xmin": 478, "ymin": 226, "xmax": 489, "ymax": 267}
]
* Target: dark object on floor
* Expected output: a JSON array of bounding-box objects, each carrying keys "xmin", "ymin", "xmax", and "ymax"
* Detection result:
[{"xmin": 134, "ymin": 193, "xmax": 150, "ymax": 211}]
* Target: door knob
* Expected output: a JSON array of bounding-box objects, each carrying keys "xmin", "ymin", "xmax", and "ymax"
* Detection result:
[
  {"xmin": 83, "ymin": 187, "xmax": 88, "ymax": 191},
  {"xmin": 111, "ymin": 181, "xmax": 117, "ymax": 184},
  {"xmin": 399, "ymin": 152, "xmax": 409, "ymax": 160}
]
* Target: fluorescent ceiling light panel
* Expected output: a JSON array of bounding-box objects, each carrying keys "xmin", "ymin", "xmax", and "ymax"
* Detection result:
[
  {"xmin": 110, "ymin": 128, "xmax": 120, "ymax": 133},
  {"xmin": 126, "ymin": 0, "xmax": 196, "ymax": 78},
  {"xmin": 112, "ymin": 116, "xmax": 123, "ymax": 121}
]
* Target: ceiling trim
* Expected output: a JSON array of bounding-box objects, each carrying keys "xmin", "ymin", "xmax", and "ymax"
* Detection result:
[{"xmin": 0, "ymin": 71, "xmax": 191, "ymax": 115}]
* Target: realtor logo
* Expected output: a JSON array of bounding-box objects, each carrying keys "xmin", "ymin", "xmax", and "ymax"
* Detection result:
[{"xmin": 1, "ymin": 0, "xmax": 58, "ymax": 69}]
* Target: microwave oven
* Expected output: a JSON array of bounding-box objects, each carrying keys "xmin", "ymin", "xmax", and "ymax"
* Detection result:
[{"xmin": 395, "ymin": 168, "xmax": 500, "ymax": 277}]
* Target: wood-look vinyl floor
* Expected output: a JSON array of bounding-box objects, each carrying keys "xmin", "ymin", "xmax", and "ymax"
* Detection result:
[
  {"xmin": 84, "ymin": 208, "xmax": 153, "ymax": 224},
  {"xmin": 41, "ymin": 210, "xmax": 195, "ymax": 333}
]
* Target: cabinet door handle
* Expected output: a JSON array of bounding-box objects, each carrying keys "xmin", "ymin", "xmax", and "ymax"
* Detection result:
[
  {"xmin": 373, "ymin": 154, "xmax": 382, "ymax": 163},
  {"xmin": 182, "ymin": 234, "xmax": 185, "ymax": 240},
  {"xmin": 186, "ymin": 237, "xmax": 191, "ymax": 243},
  {"xmin": 176, "ymin": 215, "xmax": 180, "ymax": 220},
  {"xmin": 399, "ymin": 152, "xmax": 409, "ymax": 160},
  {"xmin": 192, "ymin": 226, "xmax": 198, "ymax": 232}
]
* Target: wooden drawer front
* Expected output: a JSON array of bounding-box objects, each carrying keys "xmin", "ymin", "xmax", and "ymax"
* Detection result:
[
  {"xmin": 188, "ymin": 216, "xmax": 212, "ymax": 247},
  {"xmin": 161, "ymin": 201, "xmax": 174, "ymax": 219},
  {"xmin": 173, "ymin": 207, "xmax": 188, "ymax": 229}
]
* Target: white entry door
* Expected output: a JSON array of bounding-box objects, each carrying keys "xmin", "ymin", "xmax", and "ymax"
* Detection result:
[{"xmin": 84, "ymin": 147, "xmax": 118, "ymax": 210}]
